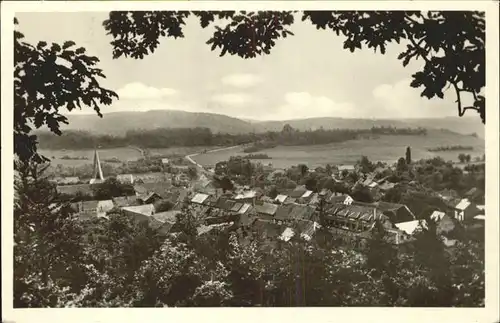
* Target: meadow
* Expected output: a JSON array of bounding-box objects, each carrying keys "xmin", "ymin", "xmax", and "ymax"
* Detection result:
[
  {"xmin": 41, "ymin": 131, "xmax": 484, "ymax": 170},
  {"xmin": 192, "ymin": 132, "xmax": 485, "ymax": 169},
  {"xmin": 39, "ymin": 148, "xmax": 143, "ymax": 167}
]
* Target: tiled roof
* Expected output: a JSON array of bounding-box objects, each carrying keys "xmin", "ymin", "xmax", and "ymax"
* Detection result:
[
  {"xmin": 328, "ymin": 194, "xmax": 352, "ymax": 204},
  {"xmin": 254, "ymin": 202, "xmax": 278, "ymax": 216},
  {"xmin": 133, "ymin": 182, "xmax": 172, "ymax": 198},
  {"xmin": 275, "ymin": 194, "xmax": 288, "ymax": 203},
  {"xmin": 81, "ymin": 200, "xmax": 99, "ymax": 211},
  {"xmin": 275, "ymin": 204, "xmax": 295, "ymax": 221},
  {"xmin": 191, "ymin": 193, "xmax": 210, "ymax": 204},
  {"xmin": 301, "ymin": 190, "xmax": 313, "ymax": 198},
  {"xmin": 455, "ymin": 198, "xmax": 471, "ymax": 210},
  {"xmin": 112, "ymin": 196, "xmax": 138, "ymax": 207},
  {"xmin": 289, "ymin": 186, "xmax": 308, "ymax": 198},
  {"xmin": 289, "ymin": 204, "xmax": 315, "ymax": 221},
  {"xmin": 122, "ymin": 204, "xmax": 155, "ymax": 217},
  {"xmin": 430, "ymin": 210, "xmax": 446, "ymax": 222},
  {"xmin": 97, "ymin": 200, "xmax": 114, "ymax": 212},
  {"xmin": 395, "ymin": 220, "xmax": 423, "ymax": 235},
  {"xmin": 152, "ymin": 210, "xmax": 181, "ymax": 223},
  {"xmin": 238, "ymin": 203, "xmax": 252, "ymax": 214},
  {"xmin": 279, "ymin": 227, "xmax": 295, "ymax": 242},
  {"xmin": 326, "ymin": 204, "xmax": 386, "ymax": 222},
  {"xmin": 231, "ymin": 202, "xmax": 243, "ymax": 212}
]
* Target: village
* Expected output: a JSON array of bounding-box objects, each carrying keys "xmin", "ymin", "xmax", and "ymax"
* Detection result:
[{"xmin": 50, "ymin": 146, "xmax": 486, "ymax": 250}]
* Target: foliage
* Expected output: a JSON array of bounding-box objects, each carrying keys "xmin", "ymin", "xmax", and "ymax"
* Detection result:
[
  {"xmin": 405, "ymin": 146, "xmax": 412, "ymax": 165},
  {"xmin": 357, "ymin": 156, "xmax": 374, "ymax": 174},
  {"xmin": 14, "ymin": 161, "xmax": 87, "ymax": 307},
  {"xmin": 14, "ymin": 19, "xmax": 118, "ymax": 163},
  {"xmin": 92, "ymin": 177, "xmax": 135, "ymax": 200}
]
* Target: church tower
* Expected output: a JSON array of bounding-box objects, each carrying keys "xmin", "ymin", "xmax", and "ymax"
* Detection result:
[{"xmin": 89, "ymin": 149, "xmax": 105, "ymax": 184}]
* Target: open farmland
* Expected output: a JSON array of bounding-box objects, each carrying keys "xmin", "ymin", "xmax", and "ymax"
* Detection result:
[
  {"xmin": 39, "ymin": 148, "xmax": 143, "ymax": 167},
  {"xmin": 192, "ymin": 131, "xmax": 485, "ymax": 169}
]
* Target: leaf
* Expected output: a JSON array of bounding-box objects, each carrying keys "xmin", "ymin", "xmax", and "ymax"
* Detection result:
[
  {"xmin": 63, "ymin": 41, "xmax": 76, "ymax": 50},
  {"xmin": 75, "ymin": 47, "xmax": 86, "ymax": 55}
]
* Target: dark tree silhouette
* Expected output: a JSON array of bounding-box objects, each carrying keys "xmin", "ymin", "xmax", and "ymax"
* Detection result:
[
  {"xmin": 406, "ymin": 146, "xmax": 412, "ymax": 165},
  {"xmin": 103, "ymin": 11, "xmax": 485, "ymax": 123},
  {"xmin": 14, "ymin": 18, "xmax": 118, "ymax": 163}
]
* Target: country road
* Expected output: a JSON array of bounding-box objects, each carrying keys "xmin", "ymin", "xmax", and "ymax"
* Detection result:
[{"xmin": 185, "ymin": 145, "xmax": 244, "ymax": 172}]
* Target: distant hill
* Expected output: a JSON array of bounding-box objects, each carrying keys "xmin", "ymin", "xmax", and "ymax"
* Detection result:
[
  {"xmin": 62, "ymin": 110, "xmax": 484, "ymax": 138},
  {"xmin": 251, "ymin": 116, "xmax": 485, "ymax": 138},
  {"xmin": 62, "ymin": 110, "xmax": 260, "ymax": 136}
]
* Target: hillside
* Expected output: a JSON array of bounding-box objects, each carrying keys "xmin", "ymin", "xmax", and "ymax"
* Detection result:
[
  {"xmin": 61, "ymin": 110, "xmax": 484, "ymax": 138},
  {"xmin": 250, "ymin": 116, "xmax": 484, "ymax": 138},
  {"xmin": 62, "ymin": 110, "xmax": 259, "ymax": 136}
]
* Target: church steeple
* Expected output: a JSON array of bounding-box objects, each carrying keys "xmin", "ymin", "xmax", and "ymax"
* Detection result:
[{"xmin": 89, "ymin": 149, "xmax": 104, "ymax": 184}]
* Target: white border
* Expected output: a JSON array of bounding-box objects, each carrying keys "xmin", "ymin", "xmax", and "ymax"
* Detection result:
[{"xmin": 1, "ymin": 2, "xmax": 499, "ymax": 323}]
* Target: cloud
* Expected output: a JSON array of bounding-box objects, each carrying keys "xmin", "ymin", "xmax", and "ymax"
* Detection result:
[
  {"xmin": 210, "ymin": 93, "xmax": 253, "ymax": 105},
  {"xmin": 221, "ymin": 73, "xmax": 262, "ymax": 88},
  {"xmin": 116, "ymin": 82, "xmax": 177, "ymax": 100},
  {"xmin": 372, "ymin": 78, "xmax": 457, "ymax": 118},
  {"xmin": 250, "ymin": 92, "xmax": 355, "ymax": 120}
]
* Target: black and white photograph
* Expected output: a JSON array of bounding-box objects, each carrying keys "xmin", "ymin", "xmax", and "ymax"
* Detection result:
[{"xmin": 2, "ymin": 1, "xmax": 499, "ymax": 322}]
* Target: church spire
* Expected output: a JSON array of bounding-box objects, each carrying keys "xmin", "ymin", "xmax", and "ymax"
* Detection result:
[{"xmin": 90, "ymin": 149, "xmax": 104, "ymax": 184}]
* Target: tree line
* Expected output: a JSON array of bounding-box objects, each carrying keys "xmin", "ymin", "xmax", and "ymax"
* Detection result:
[{"xmin": 37, "ymin": 125, "xmax": 428, "ymax": 151}]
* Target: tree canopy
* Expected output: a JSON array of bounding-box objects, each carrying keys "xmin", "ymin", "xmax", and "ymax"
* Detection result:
[
  {"xmin": 103, "ymin": 10, "xmax": 485, "ymax": 123},
  {"xmin": 14, "ymin": 18, "xmax": 118, "ymax": 163}
]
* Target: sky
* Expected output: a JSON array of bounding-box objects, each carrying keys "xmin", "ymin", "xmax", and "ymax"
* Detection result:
[{"xmin": 17, "ymin": 12, "xmax": 461, "ymax": 121}]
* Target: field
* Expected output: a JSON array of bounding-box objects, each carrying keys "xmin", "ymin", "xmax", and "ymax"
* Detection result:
[
  {"xmin": 39, "ymin": 148, "xmax": 143, "ymax": 167},
  {"xmin": 192, "ymin": 132, "xmax": 485, "ymax": 169},
  {"xmin": 41, "ymin": 130, "xmax": 484, "ymax": 170}
]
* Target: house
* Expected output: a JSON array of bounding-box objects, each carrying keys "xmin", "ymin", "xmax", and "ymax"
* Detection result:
[
  {"xmin": 323, "ymin": 203, "xmax": 392, "ymax": 232},
  {"xmin": 161, "ymin": 158, "xmax": 170, "ymax": 165},
  {"xmin": 279, "ymin": 227, "xmax": 295, "ymax": 242},
  {"xmin": 51, "ymin": 176, "xmax": 80, "ymax": 185},
  {"xmin": 253, "ymin": 202, "xmax": 279, "ymax": 219},
  {"xmin": 133, "ymin": 172, "xmax": 170, "ymax": 184},
  {"xmin": 394, "ymin": 219, "xmax": 427, "ymax": 236},
  {"xmin": 73, "ymin": 200, "xmax": 99, "ymax": 214},
  {"xmin": 275, "ymin": 194, "xmax": 289, "ymax": 204},
  {"xmin": 337, "ymin": 165, "xmax": 355, "ymax": 174},
  {"xmin": 191, "ymin": 193, "xmax": 210, "ymax": 205},
  {"xmin": 234, "ymin": 190, "xmax": 260, "ymax": 204},
  {"xmin": 121, "ymin": 204, "xmax": 155, "ymax": 221},
  {"xmin": 453, "ymin": 198, "xmax": 478, "ymax": 222},
  {"xmin": 138, "ymin": 192, "xmax": 162, "ymax": 205},
  {"xmin": 288, "ymin": 186, "xmax": 309, "ymax": 199},
  {"xmin": 133, "ymin": 182, "xmax": 172, "ymax": 198},
  {"xmin": 96, "ymin": 200, "xmax": 114, "ymax": 218},
  {"xmin": 376, "ymin": 202, "xmax": 415, "ymax": 224},
  {"xmin": 297, "ymin": 190, "xmax": 316, "ymax": 204},
  {"xmin": 112, "ymin": 196, "xmax": 139, "ymax": 208},
  {"xmin": 328, "ymin": 194, "xmax": 353, "ymax": 205},
  {"xmin": 116, "ymin": 174, "xmax": 134, "ymax": 185},
  {"xmin": 430, "ymin": 210, "xmax": 446, "ymax": 222},
  {"xmin": 149, "ymin": 210, "xmax": 181, "ymax": 235},
  {"xmin": 307, "ymin": 193, "xmax": 321, "ymax": 206}
]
